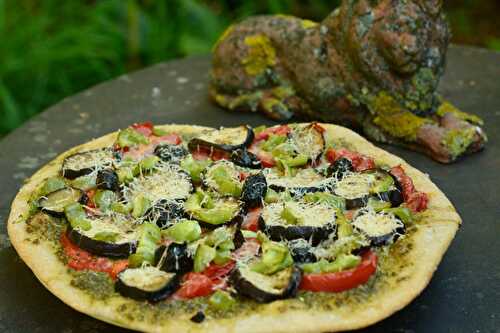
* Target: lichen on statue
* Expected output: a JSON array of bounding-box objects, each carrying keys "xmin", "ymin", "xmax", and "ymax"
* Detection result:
[{"xmin": 209, "ymin": 0, "xmax": 487, "ymax": 163}]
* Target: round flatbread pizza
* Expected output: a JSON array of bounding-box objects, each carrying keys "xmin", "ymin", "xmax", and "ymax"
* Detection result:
[{"xmin": 7, "ymin": 122, "xmax": 460, "ymax": 332}]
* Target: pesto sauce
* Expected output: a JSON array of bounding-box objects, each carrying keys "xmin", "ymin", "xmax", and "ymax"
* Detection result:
[
  {"xmin": 25, "ymin": 212, "xmax": 66, "ymax": 245},
  {"xmin": 70, "ymin": 270, "xmax": 115, "ymax": 300}
]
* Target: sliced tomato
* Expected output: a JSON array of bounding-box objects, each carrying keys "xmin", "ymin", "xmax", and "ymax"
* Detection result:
[
  {"xmin": 254, "ymin": 124, "xmax": 291, "ymax": 141},
  {"xmin": 242, "ymin": 207, "xmax": 262, "ymax": 232},
  {"xmin": 84, "ymin": 189, "xmax": 97, "ymax": 209},
  {"xmin": 153, "ymin": 133, "xmax": 182, "ymax": 145},
  {"xmin": 175, "ymin": 273, "xmax": 214, "ymax": 299},
  {"xmin": 326, "ymin": 148, "xmax": 375, "ymax": 172},
  {"xmin": 390, "ymin": 165, "xmax": 428, "ymax": 212},
  {"xmin": 191, "ymin": 147, "xmax": 229, "ymax": 161},
  {"xmin": 299, "ymin": 251, "xmax": 377, "ymax": 293},
  {"xmin": 132, "ymin": 121, "xmax": 154, "ymax": 137},
  {"xmin": 202, "ymin": 261, "xmax": 236, "ymax": 285},
  {"xmin": 60, "ymin": 232, "xmax": 128, "ymax": 280}
]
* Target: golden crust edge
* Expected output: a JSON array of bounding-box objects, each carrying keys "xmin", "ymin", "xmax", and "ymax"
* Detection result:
[{"xmin": 7, "ymin": 123, "xmax": 460, "ymax": 333}]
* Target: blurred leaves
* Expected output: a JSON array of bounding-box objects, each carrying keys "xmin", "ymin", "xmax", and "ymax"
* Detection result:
[{"xmin": 0, "ymin": 0, "xmax": 497, "ymax": 136}]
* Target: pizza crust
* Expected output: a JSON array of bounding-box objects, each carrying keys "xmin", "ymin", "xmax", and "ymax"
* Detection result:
[{"xmin": 7, "ymin": 123, "xmax": 460, "ymax": 333}]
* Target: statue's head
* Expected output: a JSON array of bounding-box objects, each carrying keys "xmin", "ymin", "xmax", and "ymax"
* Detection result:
[{"xmin": 330, "ymin": 0, "xmax": 449, "ymax": 111}]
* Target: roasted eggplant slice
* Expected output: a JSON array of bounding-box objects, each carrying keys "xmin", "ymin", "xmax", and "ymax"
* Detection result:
[
  {"xmin": 230, "ymin": 149, "xmax": 262, "ymax": 169},
  {"xmin": 264, "ymin": 168, "xmax": 333, "ymax": 196},
  {"xmin": 96, "ymin": 169, "xmax": 120, "ymax": 192},
  {"xmin": 154, "ymin": 144, "xmax": 188, "ymax": 164},
  {"xmin": 62, "ymin": 148, "xmax": 115, "ymax": 179},
  {"xmin": 67, "ymin": 216, "xmax": 137, "ymax": 258},
  {"xmin": 38, "ymin": 187, "xmax": 85, "ymax": 217},
  {"xmin": 288, "ymin": 239, "xmax": 317, "ymax": 263},
  {"xmin": 230, "ymin": 264, "xmax": 302, "ymax": 303},
  {"xmin": 334, "ymin": 169, "xmax": 400, "ymax": 209},
  {"xmin": 123, "ymin": 164, "xmax": 193, "ymax": 205},
  {"xmin": 154, "ymin": 242, "xmax": 193, "ymax": 273},
  {"xmin": 144, "ymin": 199, "xmax": 185, "ymax": 228},
  {"xmin": 327, "ymin": 158, "xmax": 354, "ymax": 180},
  {"xmin": 115, "ymin": 266, "xmax": 182, "ymax": 302},
  {"xmin": 241, "ymin": 173, "xmax": 267, "ymax": 208},
  {"xmin": 288, "ymin": 123, "xmax": 325, "ymax": 162},
  {"xmin": 259, "ymin": 201, "xmax": 337, "ymax": 245},
  {"xmin": 188, "ymin": 125, "xmax": 254, "ymax": 152},
  {"xmin": 352, "ymin": 211, "xmax": 405, "ymax": 246}
]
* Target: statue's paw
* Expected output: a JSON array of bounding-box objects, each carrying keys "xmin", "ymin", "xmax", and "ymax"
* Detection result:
[{"xmin": 417, "ymin": 111, "xmax": 487, "ymax": 163}]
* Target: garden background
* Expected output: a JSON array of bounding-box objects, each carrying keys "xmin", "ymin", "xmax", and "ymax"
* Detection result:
[{"xmin": 1, "ymin": 0, "xmax": 498, "ymax": 136}]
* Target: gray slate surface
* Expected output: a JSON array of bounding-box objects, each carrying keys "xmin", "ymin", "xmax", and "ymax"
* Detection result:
[{"xmin": 0, "ymin": 45, "xmax": 499, "ymax": 333}]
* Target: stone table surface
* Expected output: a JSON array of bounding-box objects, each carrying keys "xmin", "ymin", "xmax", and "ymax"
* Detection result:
[{"xmin": 0, "ymin": 45, "xmax": 499, "ymax": 333}]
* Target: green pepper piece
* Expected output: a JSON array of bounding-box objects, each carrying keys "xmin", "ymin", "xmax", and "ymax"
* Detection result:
[
  {"xmin": 134, "ymin": 156, "xmax": 160, "ymax": 175},
  {"xmin": 251, "ymin": 240, "xmax": 293, "ymax": 275},
  {"xmin": 40, "ymin": 177, "xmax": 66, "ymax": 196},
  {"xmin": 152, "ymin": 127, "xmax": 168, "ymax": 136},
  {"xmin": 213, "ymin": 249, "xmax": 232, "ymax": 265},
  {"xmin": 260, "ymin": 134, "xmax": 287, "ymax": 151},
  {"xmin": 163, "ymin": 219, "xmax": 201, "ymax": 243},
  {"xmin": 94, "ymin": 190, "xmax": 117, "ymax": 212},
  {"xmin": 280, "ymin": 203, "xmax": 301, "ymax": 225},
  {"xmin": 117, "ymin": 128, "xmax": 149, "ymax": 148},
  {"xmin": 209, "ymin": 290, "xmax": 235, "ymax": 311},
  {"xmin": 241, "ymin": 230, "xmax": 257, "ymax": 238},
  {"xmin": 303, "ymin": 192, "xmax": 346, "ymax": 210},
  {"xmin": 93, "ymin": 231, "xmax": 119, "ymax": 242},
  {"xmin": 383, "ymin": 207, "xmax": 413, "ymax": 225},
  {"xmin": 370, "ymin": 174, "xmax": 394, "ymax": 193},
  {"xmin": 205, "ymin": 227, "xmax": 233, "ymax": 247},
  {"xmin": 185, "ymin": 190, "xmax": 239, "ymax": 226},
  {"xmin": 253, "ymin": 125, "xmax": 267, "ymax": 135},
  {"xmin": 194, "ymin": 244, "xmax": 217, "ymax": 272},
  {"xmin": 110, "ymin": 202, "xmax": 132, "ymax": 214},
  {"xmin": 128, "ymin": 223, "xmax": 161, "ymax": 267},
  {"xmin": 70, "ymin": 174, "xmax": 97, "ymax": 191},
  {"xmin": 180, "ymin": 156, "xmax": 211, "ymax": 183},
  {"xmin": 335, "ymin": 211, "xmax": 353, "ymax": 238},
  {"xmin": 302, "ymin": 254, "xmax": 361, "ymax": 274},
  {"xmin": 64, "ymin": 203, "xmax": 91, "ymax": 231},
  {"xmin": 132, "ymin": 194, "xmax": 151, "ymax": 218},
  {"xmin": 209, "ymin": 165, "xmax": 242, "ymax": 197},
  {"xmin": 264, "ymin": 188, "xmax": 280, "ymax": 203},
  {"xmin": 367, "ymin": 198, "xmax": 392, "ymax": 211}
]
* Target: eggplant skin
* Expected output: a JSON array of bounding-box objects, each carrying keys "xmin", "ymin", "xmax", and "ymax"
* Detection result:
[
  {"xmin": 327, "ymin": 158, "xmax": 353, "ymax": 180},
  {"xmin": 188, "ymin": 125, "xmax": 254, "ymax": 152},
  {"xmin": 62, "ymin": 148, "xmax": 114, "ymax": 179},
  {"xmin": 38, "ymin": 188, "xmax": 86, "ymax": 218},
  {"xmin": 291, "ymin": 246, "xmax": 317, "ymax": 263},
  {"xmin": 368, "ymin": 223, "xmax": 406, "ymax": 247},
  {"xmin": 96, "ymin": 169, "xmax": 120, "ymax": 192},
  {"xmin": 144, "ymin": 200, "xmax": 185, "ymax": 229},
  {"xmin": 190, "ymin": 311, "xmax": 206, "ymax": 323},
  {"xmin": 230, "ymin": 149, "xmax": 262, "ymax": 169},
  {"xmin": 259, "ymin": 217, "xmax": 336, "ymax": 246},
  {"xmin": 115, "ymin": 272, "xmax": 183, "ymax": 303},
  {"xmin": 241, "ymin": 173, "xmax": 267, "ymax": 208},
  {"xmin": 66, "ymin": 227, "xmax": 136, "ymax": 258},
  {"xmin": 154, "ymin": 144, "xmax": 188, "ymax": 164},
  {"xmin": 154, "ymin": 243, "xmax": 193, "ymax": 273},
  {"xmin": 230, "ymin": 266, "xmax": 302, "ymax": 303},
  {"xmin": 345, "ymin": 196, "xmax": 369, "ymax": 210}
]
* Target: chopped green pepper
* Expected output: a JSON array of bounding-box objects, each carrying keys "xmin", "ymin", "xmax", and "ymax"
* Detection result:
[
  {"xmin": 382, "ymin": 207, "xmax": 413, "ymax": 224},
  {"xmin": 93, "ymin": 231, "xmax": 119, "ymax": 242},
  {"xmin": 280, "ymin": 203, "xmax": 301, "ymax": 225},
  {"xmin": 117, "ymin": 128, "xmax": 149, "ymax": 148},
  {"xmin": 251, "ymin": 239, "xmax": 293, "ymax": 275},
  {"xmin": 194, "ymin": 244, "xmax": 217, "ymax": 272},
  {"xmin": 208, "ymin": 164, "xmax": 242, "ymax": 197},
  {"xmin": 303, "ymin": 192, "xmax": 346, "ymax": 210},
  {"xmin": 264, "ymin": 188, "xmax": 280, "ymax": 203},
  {"xmin": 134, "ymin": 156, "xmax": 160, "ymax": 174},
  {"xmin": 40, "ymin": 177, "xmax": 66, "ymax": 196},
  {"xmin": 110, "ymin": 202, "xmax": 132, "ymax": 214},
  {"xmin": 152, "ymin": 127, "xmax": 168, "ymax": 136},
  {"xmin": 260, "ymin": 134, "xmax": 287, "ymax": 151},
  {"xmin": 128, "ymin": 223, "xmax": 161, "ymax": 267},
  {"xmin": 367, "ymin": 198, "xmax": 392, "ymax": 211},
  {"xmin": 64, "ymin": 203, "xmax": 91, "ymax": 231},
  {"xmin": 180, "ymin": 156, "xmax": 211, "ymax": 183},
  {"xmin": 131, "ymin": 194, "xmax": 151, "ymax": 218},
  {"xmin": 185, "ymin": 190, "xmax": 240, "ymax": 226},
  {"xmin": 209, "ymin": 290, "xmax": 235, "ymax": 311},
  {"xmin": 94, "ymin": 190, "xmax": 117, "ymax": 212},
  {"xmin": 301, "ymin": 254, "xmax": 361, "ymax": 274},
  {"xmin": 70, "ymin": 174, "xmax": 97, "ymax": 191},
  {"xmin": 163, "ymin": 219, "xmax": 201, "ymax": 243}
]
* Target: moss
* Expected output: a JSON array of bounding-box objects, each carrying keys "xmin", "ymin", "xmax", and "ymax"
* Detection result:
[
  {"xmin": 369, "ymin": 92, "xmax": 430, "ymax": 141},
  {"xmin": 301, "ymin": 19, "xmax": 318, "ymax": 29},
  {"xmin": 242, "ymin": 34, "xmax": 277, "ymax": 76},
  {"xmin": 436, "ymin": 101, "xmax": 484, "ymax": 126},
  {"xmin": 441, "ymin": 127, "xmax": 477, "ymax": 159}
]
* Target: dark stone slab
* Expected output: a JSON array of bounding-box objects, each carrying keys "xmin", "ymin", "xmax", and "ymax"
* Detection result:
[{"xmin": 0, "ymin": 45, "xmax": 498, "ymax": 333}]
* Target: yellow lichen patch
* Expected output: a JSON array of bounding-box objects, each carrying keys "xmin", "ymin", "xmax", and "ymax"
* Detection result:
[
  {"xmin": 242, "ymin": 34, "xmax": 277, "ymax": 76},
  {"xmin": 436, "ymin": 101, "xmax": 483, "ymax": 126},
  {"xmin": 212, "ymin": 24, "xmax": 235, "ymax": 51},
  {"xmin": 370, "ymin": 92, "xmax": 430, "ymax": 141},
  {"xmin": 441, "ymin": 127, "xmax": 477, "ymax": 159},
  {"xmin": 271, "ymin": 86, "xmax": 295, "ymax": 100},
  {"xmin": 301, "ymin": 19, "xmax": 318, "ymax": 29}
]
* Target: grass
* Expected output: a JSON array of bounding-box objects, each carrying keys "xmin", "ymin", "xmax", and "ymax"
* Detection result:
[{"xmin": 0, "ymin": 0, "xmax": 498, "ymax": 136}]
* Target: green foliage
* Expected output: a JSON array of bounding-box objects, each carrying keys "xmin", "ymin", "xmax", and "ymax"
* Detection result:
[{"xmin": 0, "ymin": 0, "xmax": 497, "ymax": 136}]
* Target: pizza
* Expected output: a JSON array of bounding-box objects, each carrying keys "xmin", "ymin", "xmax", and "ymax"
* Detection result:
[{"xmin": 7, "ymin": 122, "xmax": 460, "ymax": 332}]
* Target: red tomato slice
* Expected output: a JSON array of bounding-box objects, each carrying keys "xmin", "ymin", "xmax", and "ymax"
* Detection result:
[
  {"xmin": 254, "ymin": 125, "xmax": 291, "ymax": 141},
  {"xmin": 325, "ymin": 148, "xmax": 336, "ymax": 163},
  {"xmin": 153, "ymin": 133, "xmax": 182, "ymax": 145},
  {"xmin": 390, "ymin": 165, "xmax": 428, "ymax": 212},
  {"xmin": 242, "ymin": 207, "xmax": 262, "ymax": 231},
  {"xmin": 132, "ymin": 121, "xmax": 154, "ymax": 137},
  {"xmin": 326, "ymin": 148, "xmax": 375, "ymax": 172},
  {"xmin": 299, "ymin": 251, "xmax": 377, "ymax": 293},
  {"xmin": 175, "ymin": 273, "xmax": 214, "ymax": 299},
  {"xmin": 60, "ymin": 233, "xmax": 128, "ymax": 280}
]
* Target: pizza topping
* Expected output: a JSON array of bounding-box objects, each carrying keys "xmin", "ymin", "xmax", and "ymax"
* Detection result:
[
  {"xmin": 62, "ymin": 148, "xmax": 116, "ymax": 179},
  {"xmin": 188, "ymin": 125, "xmax": 254, "ymax": 152},
  {"xmin": 96, "ymin": 169, "xmax": 120, "ymax": 192},
  {"xmin": 230, "ymin": 148, "xmax": 262, "ymax": 169},
  {"xmin": 38, "ymin": 187, "xmax": 85, "ymax": 217},
  {"xmin": 128, "ymin": 223, "xmax": 162, "ymax": 267},
  {"xmin": 115, "ymin": 266, "xmax": 182, "ymax": 302},
  {"xmin": 264, "ymin": 168, "xmax": 331, "ymax": 194},
  {"xmin": 351, "ymin": 210, "xmax": 405, "ymax": 246},
  {"xmin": 154, "ymin": 143, "xmax": 188, "ymax": 164},
  {"xmin": 288, "ymin": 123, "xmax": 326, "ymax": 162},
  {"xmin": 390, "ymin": 165, "xmax": 429, "ymax": 212},
  {"xmin": 155, "ymin": 242, "xmax": 194, "ymax": 273},
  {"xmin": 184, "ymin": 189, "xmax": 241, "ymax": 228},
  {"xmin": 203, "ymin": 160, "xmax": 243, "ymax": 197},
  {"xmin": 240, "ymin": 172, "xmax": 267, "ymax": 208}
]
